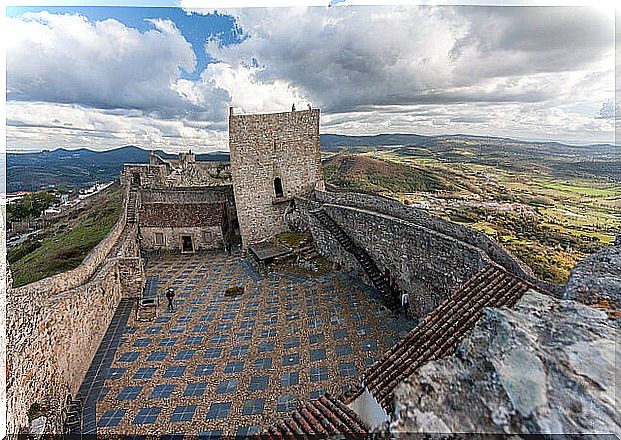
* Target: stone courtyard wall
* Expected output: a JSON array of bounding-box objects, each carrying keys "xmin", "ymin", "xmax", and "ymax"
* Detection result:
[
  {"xmin": 6, "ymin": 187, "xmax": 145, "ymax": 434},
  {"xmin": 7, "ymin": 259, "xmax": 123, "ymax": 433},
  {"xmin": 324, "ymin": 203, "xmax": 490, "ymax": 315},
  {"xmin": 314, "ymin": 190, "xmax": 561, "ymax": 296},
  {"xmin": 140, "ymin": 186, "xmax": 234, "ymax": 206},
  {"xmin": 229, "ymin": 108, "xmax": 325, "ymax": 248},
  {"xmin": 141, "ymin": 226, "xmax": 224, "ymax": 252}
]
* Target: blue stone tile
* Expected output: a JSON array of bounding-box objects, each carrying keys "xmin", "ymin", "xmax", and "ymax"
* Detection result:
[
  {"xmin": 276, "ymin": 395, "xmax": 298, "ymax": 412},
  {"xmin": 118, "ymin": 351, "xmax": 140, "ymax": 362},
  {"xmin": 310, "ymin": 348, "xmax": 327, "ymax": 362},
  {"xmin": 309, "ymin": 333, "xmax": 325, "ymax": 344},
  {"xmin": 133, "ymin": 407, "xmax": 161, "ymax": 425},
  {"xmin": 147, "ymin": 351, "xmax": 168, "ymax": 362},
  {"xmin": 206, "ymin": 402, "xmax": 231, "ymax": 419},
  {"xmin": 150, "ymin": 384, "xmax": 175, "ymax": 399},
  {"xmin": 282, "ymin": 353, "xmax": 299, "ymax": 366},
  {"xmin": 175, "ymin": 350, "xmax": 196, "ymax": 361},
  {"xmin": 361, "ymin": 339, "xmax": 378, "ymax": 352},
  {"xmin": 224, "ymin": 360, "xmax": 244, "ymax": 373},
  {"xmin": 216, "ymin": 379, "xmax": 238, "ymax": 394},
  {"xmin": 230, "ymin": 345, "xmax": 249, "ymax": 357},
  {"xmin": 248, "ymin": 376, "xmax": 269, "ymax": 392},
  {"xmin": 283, "ymin": 337, "xmax": 300, "ymax": 349},
  {"xmin": 280, "ymin": 371, "xmax": 299, "ymax": 387},
  {"xmin": 242, "ymin": 398, "xmax": 265, "ymax": 416},
  {"xmin": 133, "ymin": 338, "xmax": 153, "ymax": 347},
  {"xmin": 107, "ymin": 367, "xmax": 127, "ymax": 379},
  {"xmin": 216, "ymin": 322, "xmax": 233, "ymax": 331},
  {"xmin": 199, "ymin": 430, "xmax": 223, "ymax": 440},
  {"xmin": 210, "ymin": 334, "xmax": 229, "ymax": 344},
  {"xmin": 171, "ymin": 405, "xmax": 196, "ymax": 422},
  {"xmin": 99, "ymin": 408, "xmax": 126, "ymax": 427},
  {"xmin": 310, "ymin": 366, "xmax": 328, "ymax": 382},
  {"xmin": 116, "ymin": 386, "xmax": 143, "ymax": 401},
  {"xmin": 235, "ymin": 426, "xmax": 259, "ymax": 440},
  {"xmin": 336, "ymin": 344, "xmax": 353, "ymax": 357},
  {"xmin": 258, "ymin": 342, "xmax": 274, "ymax": 353},
  {"xmin": 159, "ymin": 337, "xmax": 178, "ymax": 347},
  {"xmin": 133, "ymin": 367, "xmax": 157, "ymax": 380},
  {"xmin": 338, "ymin": 362, "xmax": 356, "ymax": 377},
  {"xmin": 254, "ymin": 358, "xmax": 273, "ymax": 370},
  {"xmin": 164, "ymin": 365, "xmax": 187, "ymax": 378},
  {"xmin": 332, "ymin": 329, "xmax": 348, "ymax": 340},
  {"xmin": 186, "ymin": 336, "xmax": 204, "ymax": 345},
  {"xmin": 184, "ymin": 382, "xmax": 208, "ymax": 397},
  {"xmin": 194, "ymin": 364, "xmax": 216, "ymax": 376}
]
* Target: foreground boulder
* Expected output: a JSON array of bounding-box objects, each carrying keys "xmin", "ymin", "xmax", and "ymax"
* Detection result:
[
  {"xmin": 564, "ymin": 243, "xmax": 621, "ymax": 312},
  {"xmin": 390, "ymin": 290, "xmax": 620, "ymax": 435}
]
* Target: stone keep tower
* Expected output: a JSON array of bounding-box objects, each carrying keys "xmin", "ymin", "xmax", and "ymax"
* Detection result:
[{"xmin": 229, "ymin": 106, "xmax": 325, "ymax": 249}]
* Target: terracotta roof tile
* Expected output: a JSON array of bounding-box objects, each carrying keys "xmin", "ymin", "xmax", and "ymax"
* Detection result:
[
  {"xmin": 139, "ymin": 203, "xmax": 224, "ymax": 228},
  {"xmin": 340, "ymin": 264, "xmax": 533, "ymax": 409},
  {"xmin": 260, "ymin": 394, "xmax": 368, "ymax": 439}
]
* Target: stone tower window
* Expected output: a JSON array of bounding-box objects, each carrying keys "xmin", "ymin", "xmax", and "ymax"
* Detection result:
[{"xmin": 274, "ymin": 177, "xmax": 284, "ymax": 198}]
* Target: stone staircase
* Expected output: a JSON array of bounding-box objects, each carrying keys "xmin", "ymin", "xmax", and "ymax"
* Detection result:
[
  {"xmin": 126, "ymin": 189, "xmax": 138, "ymax": 224},
  {"xmin": 313, "ymin": 209, "xmax": 397, "ymax": 310}
]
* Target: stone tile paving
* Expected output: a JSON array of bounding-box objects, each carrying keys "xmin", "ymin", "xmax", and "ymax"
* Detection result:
[{"xmin": 94, "ymin": 252, "xmax": 404, "ymax": 436}]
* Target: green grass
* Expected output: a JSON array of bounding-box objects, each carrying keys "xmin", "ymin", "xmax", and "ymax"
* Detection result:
[{"xmin": 9, "ymin": 185, "xmax": 122, "ymax": 287}]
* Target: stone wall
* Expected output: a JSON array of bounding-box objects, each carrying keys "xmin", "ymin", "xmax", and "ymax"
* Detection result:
[
  {"xmin": 314, "ymin": 190, "xmax": 561, "ymax": 296},
  {"xmin": 229, "ymin": 108, "xmax": 325, "ymax": 249},
  {"xmin": 324, "ymin": 203, "xmax": 490, "ymax": 315},
  {"xmin": 140, "ymin": 226, "xmax": 224, "ymax": 252},
  {"xmin": 7, "ymin": 258, "xmax": 126, "ymax": 433},
  {"xmin": 121, "ymin": 164, "xmax": 168, "ymax": 188},
  {"xmin": 140, "ymin": 186, "xmax": 234, "ymax": 205},
  {"xmin": 6, "ymin": 188, "xmax": 145, "ymax": 434}
]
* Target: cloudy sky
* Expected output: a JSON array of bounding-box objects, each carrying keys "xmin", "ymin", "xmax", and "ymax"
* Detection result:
[{"xmin": 5, "ymin": 3, "xmax": 616, "ymax": 152}]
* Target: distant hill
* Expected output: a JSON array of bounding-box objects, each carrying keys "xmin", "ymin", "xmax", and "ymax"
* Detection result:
[
  {"xmin": 7, "ymin": 146, "xmax": 230, "ymax": 192},
  {"xmin": 7, "ymin": 134, "xmax": 618, "ymax": 192},
  {"xmin": 323, "ymin": 154, "xmax": 453, "ymax": 193}
]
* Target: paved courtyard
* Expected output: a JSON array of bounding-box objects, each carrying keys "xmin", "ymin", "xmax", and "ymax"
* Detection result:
[{"xmin": 91, "ymin": 252, "xmax": 404, "ymax": 436}]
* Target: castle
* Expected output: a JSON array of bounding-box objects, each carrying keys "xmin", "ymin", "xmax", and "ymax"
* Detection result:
[{"xmin": 5, "ymin": 106, "xmax": 618, "ymax": 436}]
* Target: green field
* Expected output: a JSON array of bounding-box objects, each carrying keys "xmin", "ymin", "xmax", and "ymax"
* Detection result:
[
  {"xmin": 325, "ymin": 148, "xmax": 620, "ymax": 285},
  {"xmin": 9, "ymin": 184, "xmax": 123, "ymax": 287}
]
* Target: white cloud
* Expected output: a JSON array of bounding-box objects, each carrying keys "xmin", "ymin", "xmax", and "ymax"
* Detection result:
[
  {"xmin": 6, "ymin": 11, "xmax": 228, "ymax": 121},
  {"xmin": 6, "ymin": 6, "xmax": 617, "ymax": 151},
  {"xmin": 6, "ymin": 101, "xmax": 228, "ymax": 153}
]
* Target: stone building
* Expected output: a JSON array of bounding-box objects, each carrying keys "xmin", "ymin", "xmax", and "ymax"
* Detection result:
[
  {"xmin": 138, "ymin": 186, "xmax": 236, "ymax": 253},
  {"xmin": 228, "ymin": 106, "xmax": 325, "ymax": 249}
]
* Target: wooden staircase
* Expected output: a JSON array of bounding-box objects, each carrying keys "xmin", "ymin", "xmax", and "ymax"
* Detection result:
[{"xmin": 313, "ymin": 209, "xmax": 397, "ymax": 310}]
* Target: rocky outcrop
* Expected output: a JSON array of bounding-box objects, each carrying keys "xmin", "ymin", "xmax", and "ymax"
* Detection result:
[
  {"xmin": 390, "ymin": 290, "xmax": 620, "ymax": 436},
  {"xmin": 564, "ymin": 243, "xmax": 621, "ymax": 310}
]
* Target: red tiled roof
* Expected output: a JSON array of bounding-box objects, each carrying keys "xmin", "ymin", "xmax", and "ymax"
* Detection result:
[
  {"xmin": 260, "ymin": 394, "xmax": 368, "ymax": 440},
  {"xmin": 139, "ymin": 203, "xmax": 224, "ymax": 228},
  {"xmin": 341, "ymin": 264, "xmax": 533, "ymax": 409}
]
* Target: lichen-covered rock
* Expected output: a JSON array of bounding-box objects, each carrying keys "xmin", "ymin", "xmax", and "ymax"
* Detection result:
[
  {"xmin": 390, "ymin": 290, "xmax": 620, "ymax": 436},
  {"xmin": 564, "ymin": 243, "xmax": 621, "ymax": 310}
]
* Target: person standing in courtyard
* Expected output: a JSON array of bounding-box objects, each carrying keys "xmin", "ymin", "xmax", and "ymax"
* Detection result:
[
  {"xmin": 401, "ymin": 290, "xmax": 410, "ymax": 318},
  {"xmin": 166, "ymin": 287, "xmax": 175, "ymax": 311}
]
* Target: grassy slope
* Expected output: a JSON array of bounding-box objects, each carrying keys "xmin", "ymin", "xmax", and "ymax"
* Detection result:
[
  {"xmin": 323, "ymin": 153, "xmax": 453, "ymax": 193},
  {"xmin": 9, "ymin": 184, "xmax": 123, "ymax": 287}
]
